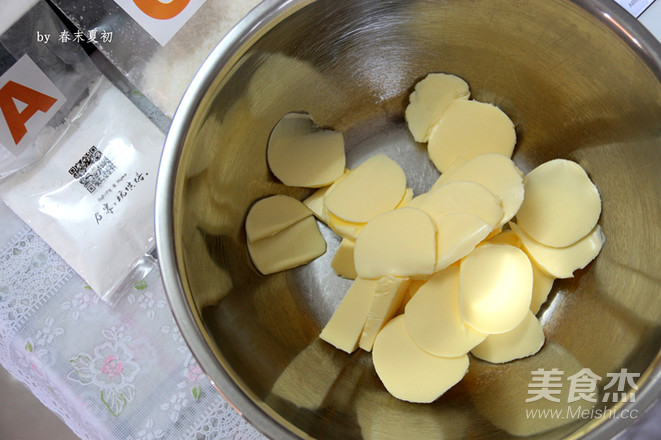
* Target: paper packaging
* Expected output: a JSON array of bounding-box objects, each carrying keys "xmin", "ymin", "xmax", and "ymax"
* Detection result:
[{"xmin": 0, "ymin": 1, "xmax": 165, "ymax": 303}]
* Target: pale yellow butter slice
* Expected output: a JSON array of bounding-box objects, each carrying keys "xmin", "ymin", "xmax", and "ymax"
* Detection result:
[
  {"xmin": 471, "ymin": 311, "xmax": 545, "ymax": 363},
  {"xmin": 354, "ymin": 207, "xmax": 437, "ymax": 279},
  {"xmin": 320, "ymin": 278, "xmax": 378, "ymax": 353},
  {"xmin": 372, "ymin": 315, "xmax": 469, "ymax": 403},
  {"xmin": 247, "ymin": 216, "xmax": 326, "ymax": 275},
  {"xmin": 405, "ymin": 266, "xmax": 487, "ymax": 357},
  {"xmin": 406, "ymin": 193, "xmax": 428, "ymax": 209},
  {"xmin": 405, "ymin": 73, "xmax": 470, "ymax": 143},
  {"xmin": 327, "ymin": 212, "xmax": 365, "ymax": 241},
  {"xmin": 331, "ymin": 238, "xmax": 357, "ymax": 280},
  {"xmin": 267, "ymin": 112, "xmax": 346, "ymax": 187},
  {"xmin": 484, "ymin": 230, "xmax": 555, "ymax": 312},
  {"xmin": 530, "ymin": 264, "xmax": 555, "ymax": 313},
  {"xmin": 312, "ymin": 167, "xmax": 351, "ymax": 221},
  {"xmin": 396, "ymin": 188, "xmax": 414, "ymax": 208},
  {"xmin": 303, "ymin": 186, "xmax": 331, "ymax": 223},
  {"xmin": 359, "ymin": 276, "xmax": 410, "ymax": 351},
  {"xmin": 397, "ymin": 278, "xmax": 428, "ymax": 314},
  {"xmin": 485, "ymin": 229, "xmax": 521, "ymax": 247},
  {"xmin": 430, "ymin": 157, "xmax": 468, "ymax": 191},
  {"xmin": 427, "ymin": 100, "xmax": 516, "ymax": 173},
  {"xmin": 483, "ymin": 226, "xmax": 504, "ymax": 242},
  {"xmin": 510, "ymin": 222, "xmax": 605, "ymax": 279},
  {"xmin": 459, "ymin": 244, "xmax": 533, "ymax": 334},
  {"xmin": 434, "ymin": 212, "xmax": 491, "ymax": 271},
  {"xmin": 516, "ymin": 159, "xmax": 602, "ymax": 248},
  {"xmin": 324, "ymin": 154, "xmax": 407, "ymax": 223},
  {"xmin": 245, "ymin": 194, "xmax": 312, "ymax": 243},
  {"xmin": 432, "ymin": 153, "xmax": 524, "ymax": 227},
  {"xmin": 419, "ymin": 180, "xmax": 504, "ymax": 228}
]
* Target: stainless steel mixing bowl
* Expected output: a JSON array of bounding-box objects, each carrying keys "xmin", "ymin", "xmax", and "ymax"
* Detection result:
[{"xmin": 155, "ymin": 0, "xmax": 661, "ymax": 438}]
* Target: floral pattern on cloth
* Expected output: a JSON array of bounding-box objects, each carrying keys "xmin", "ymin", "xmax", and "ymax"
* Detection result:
[
  {"xmin": 0, "ymin": 202, "xmax": 265, "ymax": 440},
  {"xmin": 0, "ymin": 226, "xmax": 73, "ymax": 344},
  {"xmin": 68, "ymin": 327, "xmax": 141, "ymax": 417}
]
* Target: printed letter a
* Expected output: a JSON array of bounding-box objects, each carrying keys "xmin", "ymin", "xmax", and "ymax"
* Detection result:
[{"xmin": 0, "ymin": 80, "xmax": 57, "ymax": 145}]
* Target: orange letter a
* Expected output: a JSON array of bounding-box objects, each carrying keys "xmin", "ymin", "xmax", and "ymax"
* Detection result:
[{"xmin": 0, "ymin": 80, "xmax": 57, "ymax": 145}]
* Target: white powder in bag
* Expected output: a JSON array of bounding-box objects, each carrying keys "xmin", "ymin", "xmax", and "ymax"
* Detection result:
[
  {"xmin": 140, "ymin": 0, "xmax": 261, "ymax": 116},
  {"xmin": 0, "ymin": 77, "xmax": 164, "ymax": 302}
]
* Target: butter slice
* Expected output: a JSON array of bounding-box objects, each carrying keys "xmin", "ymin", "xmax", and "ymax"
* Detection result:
[
  {"xmin": 405, "ymin": 73, "xmax": 470, "ymax": 143},
  {"xmin": 320, "ymin": 278, "xmax": 378, "ymax": 353},
  {"xmin": 459, "ymin": 244, "xmax": 533, "ymax": 334},
  {"xmin": 245, "ymin": 195, "xmax": 312, "ymax": 243},
  {"xmin": 511, "ymin": 222, "xmax": 605, "ymax": 279},
  {"xmin": 327, "ymin": 212, "xmax": 365, "ymax": 241},
  {"xmin": 396, "ymin": 188, "xmax": 414, "ymax": 208},
  {"xmin": 331, "ymin": 238, "xmax": 357, "ymax": 279},
  {"xmin": 471, "ymin": 311, "xmax": 545, "ymax": 363},
  {"xmin": 372, "ymin": 315, "xmax": 469, "ymax": 403},
  {"xmin": 485, "ymin": 229, "xmax": 521, "ymax": 247},
  {"xmin": 354, "ymin": 207, "xmax": 436, "ymax": 279},
  {"xmin": 427, "ymin": 100, "xmax": 516, "ymax": 173},
  {"xmin": 306, "ymin": 168, "xmax": 351, "ymax": 224},
  {"xmin": 516, "ymin": 159, "xmax": 602, "ymax": 248},
  {"xmin": 432, "ymin": 153, "xmax": 524, "ymax": 227},
  {"xmin": 406, "ymin": 193, "xmax": 428, "ymax": 209},
  {"xmin": 303, "ymin": 186, "xmax": 331, "ymax": 223},
  {"xmin": 398, "ymin": 278, "xmax": 428, "ymax": 314},
  {"xmin": 485, "ymin": 230, "xmax": 555, "ymax": 313},
  {"xmin": 267, "ymin": 112, "xmax": 346, "ymax": 187},
  {"xmin": 530, "ymin": 264, "xmax": 556, "ymax": 313},
  {"xmin": 420, "ymin": 181, "xmax": 504, "ymax": 229},
  {"xmin": 359, "ymin": 276, "xmax": 410, "ymax": 351},
  {"xmin": 247, "ymin": 216, "xmax": 326, "ymax": 275},
  {"xmin": 325, "ymin": 154, "xmax": 407, "ymax": 223},
  {"xmin": 431, "ymin": 157, "xmax": 468, "ymax": 191},
  {"xmin": 405, "ymin": 266, "xmax": 487, "ymax": 357},
  {"xmin": 434, "ymin": 213, "xmax": 491, "ymax": 271}
]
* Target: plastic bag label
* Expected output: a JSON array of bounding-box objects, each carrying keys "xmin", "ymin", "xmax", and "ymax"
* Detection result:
[
  {"xmin": 614, "ymin": 0, "xmax": 655, "ymax": 18},
  {"xmin": 114, "ymin": 0, "xmax": 207, "ymax": 46},
  {"xmin": 0, "ymin": 54, "xmax": 66, "ymax": 156}
]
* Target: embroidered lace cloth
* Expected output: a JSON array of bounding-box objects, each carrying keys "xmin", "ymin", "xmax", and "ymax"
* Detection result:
[{"xmin": 0, "ymin": 201, "xmax": 265, "ymax": 440}]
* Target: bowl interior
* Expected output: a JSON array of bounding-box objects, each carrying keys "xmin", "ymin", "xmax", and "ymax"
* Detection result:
[{"xmin": 165, "ymin": 0, "xmax": 661, "ymax": 438}]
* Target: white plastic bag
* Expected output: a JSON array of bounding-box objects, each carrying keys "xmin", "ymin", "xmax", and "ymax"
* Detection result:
[
  {"xmin": 0, "ymin": 0, "xmax": 98, "ymax": 179},
  {"xmin": 1, "ymin": 77, "xmax": 164, "ymax": 303}
]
